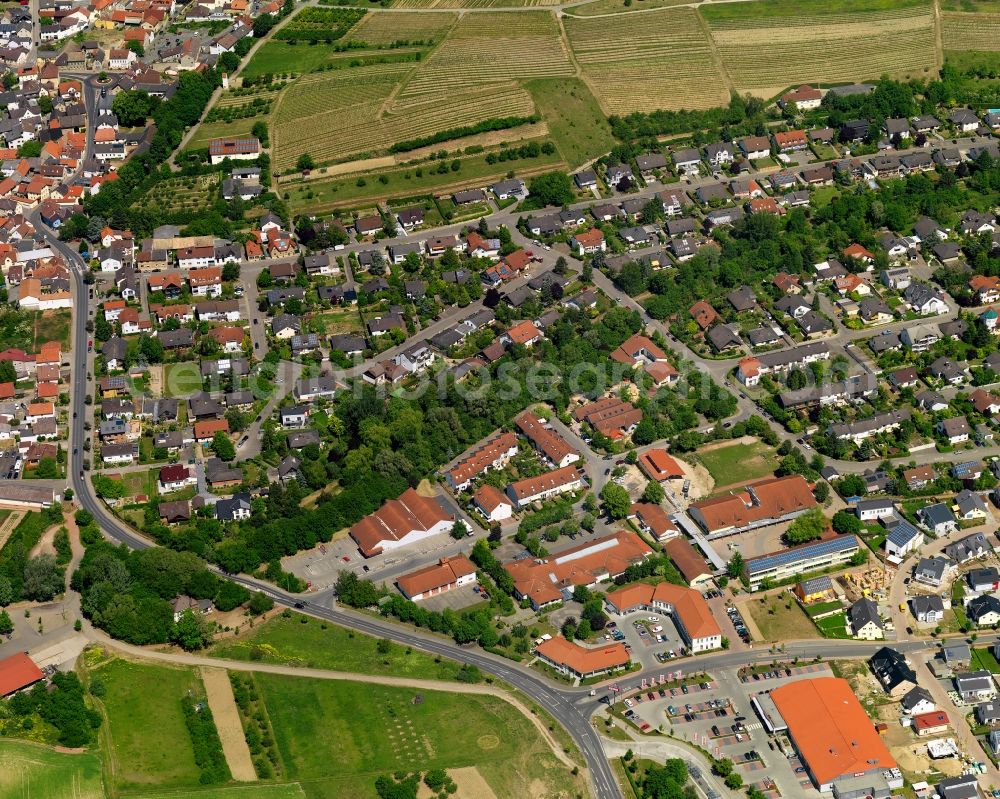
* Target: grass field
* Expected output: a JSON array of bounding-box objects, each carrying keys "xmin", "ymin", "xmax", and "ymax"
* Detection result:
[
  {"xmin": 745, "ymin": 595, "xmax": 820, "ymax": 642},
  {"xmin": 163, "ymin": 361, "xmax": 205, "ymax": 398},
  {"xmin": 565, "ymin": 8, "xmax": 729, "ymax": 113},
  {"xmin": 972, "ymin": 647, "xmax": 1000, "ymax": 673},
  {"xmin": 283, "ymin": 148, "xmax": 563, "ymax": 213},
  {"xmin": 257, "ymin": 673, "xmax": 584, "ymax": 799},
  {"xmin": 694, "ymin": 440, "xmax": 778, "ymax": 487},
  {"xmin": 814, "ymin": 611, "xmax": 851, "ymax": 638},
  {"xmin": 945, "ymin": 48, "xmax": 1000, "ymax": 70},
  {"xmin": 95, "ymin": 658, "xmax": 204, "ymax": 790},
  {"xmin": 208, "ymin": 612, "xmax": 466, "ymax": 680},
  {"xmin": 114, "ymin": 467, "xmax": 160, "ymax": 500},
  {"xmin": 0, "ymin": 740, "xmax": 104, "ymax": 799},
  {"xmin": 311, "ymin": 306, "xmax": 364, "ymax": 335},
  {"xmin": 33, "ymin": 309, "xmax": 72, "ymax": 351},
  {"xmin": 526, "ymin": 77, "xmax": 615, "ymax": 169},
  {"xmin": 702, "ymin": 0, "xmax": 937, "ymax": 96},
  {"xmin": 123, "ymin": 786, "xmax": 308, "ymax": 799}
]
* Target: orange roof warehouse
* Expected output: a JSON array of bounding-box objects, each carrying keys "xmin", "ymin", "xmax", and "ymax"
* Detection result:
[{"xmin": 769, "ymin": 677, "xmax": 902, "ymax": 794}]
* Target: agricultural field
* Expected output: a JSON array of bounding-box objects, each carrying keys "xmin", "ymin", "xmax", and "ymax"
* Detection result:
[
  {"xmin": 942, "ymin": 11, "xmax": 1000, "ymax": 52},
  {"xmin": 132, "ymin": 786, "xmax": 308, "ymax": 799},
  {"xmin": 567, "ymin": 0, "xmax": 691, "ymax": 16},
  {"xmin": 390, "ymin": 0, "xmax": 561, "ymax": 7},
  {"xmin": 92, "ymin": 657, "xmax": 205, "ymax": 790},
  {"xmin": 345, "ymin": 10, "xmax": 457, "ymax": 45},
  {"xmin": 565, "ymin": 8, "xmax": 730, "ymax": 114},
  {"xmin": 396, "ymin": 11, "xmax": 572, "ymax": 101},
  {"xmin": 255, "ymin": 673, "xmax": 585, "ymax": 799},
  {"xmin": 701, "ymin": 0, "xmax": 938, "ymax": 96},
  {"xmin": 0, "ymin": 740, "xmax": 104, "ymax": 799},
  {"xmin": 272, "ymin": 7, "xmax": 366, "ymax": 41}
]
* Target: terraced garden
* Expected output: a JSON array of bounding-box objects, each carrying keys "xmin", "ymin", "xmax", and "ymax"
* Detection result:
[
  {"xmin": 702, "ymin": 0, "xmax": 938, "ymax": 95},
  {"xmin": 565, "ymin": 8, "xmax": 729, "ymax": 113}
]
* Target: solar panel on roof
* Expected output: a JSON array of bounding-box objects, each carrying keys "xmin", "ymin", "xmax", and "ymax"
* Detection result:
[{"xmin": 748, "ymin": 536, "xmax": 857, "ymax": 573}]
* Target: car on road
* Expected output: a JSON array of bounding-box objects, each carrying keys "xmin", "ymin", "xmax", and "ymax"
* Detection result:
[{"xmin": 294, "ymin": 602, "xmax": 305, "ymax": 609}]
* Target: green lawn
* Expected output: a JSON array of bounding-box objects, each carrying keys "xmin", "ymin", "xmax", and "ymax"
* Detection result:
[
  {"xmin": 814, "ymin": 612, "xmax": 851, "ymax": 639},
  {"xmin": 116, "ymin": 468, "xmax": 160, "ymax": 500},
  {"xmin": 0, "ymin": 739, "xmax": 104, "ymax": 799},
  {"xmin": 972, "ymin": 647, "xmax": 1000, "ymax": 673},
  {"xmin": 163, "ymin": 362, "xmax": 204, "ymax": 398},
  {"xmin": 94, "ymin": 658, "xmax": 204, "ymax": 790},
  {"xmin": 695, "ymin": 440, "xmax": 779, "ymax": 487},
  {"xmin": 945, "ymin": 49, "xmax": 1000, "ymax": 73},
  {"xmin": 804, "ymin": 600, "xmax": 844, "ymax": 617},
  {"xmin": 208, "ymin": 612, "xmax": 465, "ymax": 680},
  {"xmin": 256, "ymin": 673, "xmax": 584, "ymax": 799},
  {"xmin": 284, "ymin": 148, "xmax": 564, "ymax": 214},
  {"xmin": 242, "ymin": 40, "xmax": 343, "ymax": 78},
  {"xmin": 311, "ymin": 306, "xmax": 364, "ymax": 335},
  {"xmin": 526, "ymin": 77, "xmax": 616, "ymax": 170},
  {"xmin": 188, "ymin": 117, "xmax": 258, "ymax": 150}
]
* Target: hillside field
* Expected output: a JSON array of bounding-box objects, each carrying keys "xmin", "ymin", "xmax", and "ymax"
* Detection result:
[{"xmin": 186, "ymin": 0, "xmax": 1000, "ymax": 203}]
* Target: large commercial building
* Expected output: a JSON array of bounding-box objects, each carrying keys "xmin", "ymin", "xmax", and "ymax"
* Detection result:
[
  {"xmin": 504, "ymin": 531, "xmax": 653, "ymax": 610},
  {"xmin": 534, "ymin": 636, "xmax": 630, "ymax": 679},
  {"xmin": 687, "ymin": 475, "xmax": 817, "ymax": 537},
  {"xmin": 350, "ymin": 488, "xmax": 455, "ymax": 557},
  {"xmin": 604, "ymin": 582, "xmax": 722, "ymax": 653},
  {"xmin": 746, "ymin": 535, "xmax": 860, "ymax": 589},
  {"xmin": 770, "ymin": 677, "xmax": 902, "ymax": 793}
]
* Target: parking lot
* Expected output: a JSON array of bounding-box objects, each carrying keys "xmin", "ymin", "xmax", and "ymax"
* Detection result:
[
  {"xmin": 604, "ymin": 610, "xmax": 688, "ymax": 670},
  {"xmin": 614, "ymin": 662, "xmax": 835, "ymax": 797}
]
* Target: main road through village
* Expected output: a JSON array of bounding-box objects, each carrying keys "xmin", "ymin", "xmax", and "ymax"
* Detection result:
[{"xmin": 29, "ymin": 130, "xmax": 1000, "ymax": 798}]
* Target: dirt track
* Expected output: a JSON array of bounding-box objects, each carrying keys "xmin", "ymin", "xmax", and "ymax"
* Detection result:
[{"xmin": 200, "ymin": 666, "xmax": 258, "ymax": 782}]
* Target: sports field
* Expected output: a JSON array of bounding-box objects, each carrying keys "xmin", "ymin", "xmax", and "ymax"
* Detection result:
[
  {"xmin": 256, "ymin": 673, "xmax": 585, "ymax": 799},
  {"xmin": 693, "ymin": 440, "xmax": 779, "ymax": 487},
  {"xmin": 0, "ymin": 740, "xmax": 104, "ymax": 799}
]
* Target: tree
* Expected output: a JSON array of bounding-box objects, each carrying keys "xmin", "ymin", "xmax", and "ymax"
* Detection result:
[
  {"xmin": 0, "ymin": 575, "xmax": 12, "ymax": 606},
  {"xmin": 727, "ymin": 551, "xmax": 744, "ymax": 580},
  {"xmin": 334, "ymin": 570, "xmax": 382, "ymax": 607},
  {"xmin": 0, "ymin": 609, "xmax": 11, "ymax": 635},
  {"xmin": 23, "ymin": 555, "xmax": 63, "ymax": 601},
  {"xmin": 296, "ymin": 153, "xmax": 316, "ymax": 172},
  {"xmin": 600, "ymin": 482, "xmax": 631, "ymax": 520},
  {"xmin": 813, "ymin": 481, "xmax": 830, "ymax": 502},
  {"xmin": 212, "ymin": 431, "xmax": 235, "ymax": 461},
  {"xmin": 642, "ymin": 480, "xmax": 665, "ymax": 504},
  {"xmin": 248, "ymin": 591, "xmax": 274, "ymax": 615},
  {"xmin": 138, "ymin": 334, "xmax": 163, "ymax": 363},
  {"xmin": 784, "ymin": 508, "xmax": 827, "ymax": 545},
  {"xmin": 832, "ymin": 510, "xmax": 862, "ymax": 535},
  {"xmin": 450, "ymin": 521, "xmax": 467, "ymax": 540},
  {"xmin": 222, "ymin": 262, "xmax": 240, "ymax": 282},
  {"xmin": 34, "ymin": 457, "xmax": 58, "ymax": 479},
  {"xmin": 724, "ymin": 773, "xmax": 744, "ymax": 789},
  {"xmin": 171, "ymin": 609, "xmax": 212, "ymax": 651},
  {"xmin": 0, "ymin": 360, "xmax": 14, "ymax": 384},
  {"xmin": 527, "ymin": 171, "xmax": 574, "ymax": 207}
]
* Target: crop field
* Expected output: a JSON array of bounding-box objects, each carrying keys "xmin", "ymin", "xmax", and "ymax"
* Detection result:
[
  {"xmin": 390, "ymin": 0, "xmax": 561, "ymax": 7},
  {"xmin": 942, "ymin": 11, "xmax": 1000, "ymax": 51},
  {"xmin": 702, "ymin": 1, "xmax": 937, "ymax": 94},
  {"xmin": 271, "ymin": 58, "xmax": 539, "ymax": 169},
  {"xmin": 0, "ymin": 740, "xmax": 104, "ymax": 799},
  {"xmin": 565, "ymin": 8, "xmax": 729, "ymax": 113},
  {"xmin": 396, "ymin": 11, "xmax": 573, "ymax": 101},
  {"xmin": 345, "ymin": 10, "xmax": 457, "ymax": 44},
  {"xmin": 272, "ymin": 7, "xmax": 366, "ymax": 41},
  {"xmin": 568, "ymin": 0, "xmax": 691, "ymax": 15}
]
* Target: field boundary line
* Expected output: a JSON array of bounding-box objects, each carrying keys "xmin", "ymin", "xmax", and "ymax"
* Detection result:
[
  {"xmin": 694, "ymin": 6, "xmax": 735, "ymax": 97},
  {"xmin": 932, "ymin": 0, "xmax": 944, "ymax": 70},
  {"xmin": 89, "ymin": 632, "xmax": 580, "ymax": 772}
]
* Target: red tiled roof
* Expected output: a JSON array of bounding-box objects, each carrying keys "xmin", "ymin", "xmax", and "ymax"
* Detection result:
[{"xmin": 0, "ymin": 652, "xmax": 44, "ymax": 697}]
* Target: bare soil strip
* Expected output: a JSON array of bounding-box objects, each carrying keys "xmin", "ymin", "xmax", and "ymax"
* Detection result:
[{"xmin": 200, "ymin": 666, "xmax": 258, "ymax": 782}]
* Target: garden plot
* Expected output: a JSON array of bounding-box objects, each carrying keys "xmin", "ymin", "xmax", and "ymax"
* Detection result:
[
  {"xmin": 565, "ymin": 8, "xmax": 729, "ymax": 113},
  {"xmin": 703, "ymin": 2, "xmax": 937, "ymax": 95},
  {"xmin": 942, "ymin": 11, "xmax": 1000, "ymax": 50},
  {"xmin": 396, "ymin": 11, "xmax": 573, "ymax": 102}
]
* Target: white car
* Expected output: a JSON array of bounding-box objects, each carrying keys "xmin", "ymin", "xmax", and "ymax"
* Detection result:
[{"xmin": 648, "ymin": 616, "xmax": 659, "ymax": 622}]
